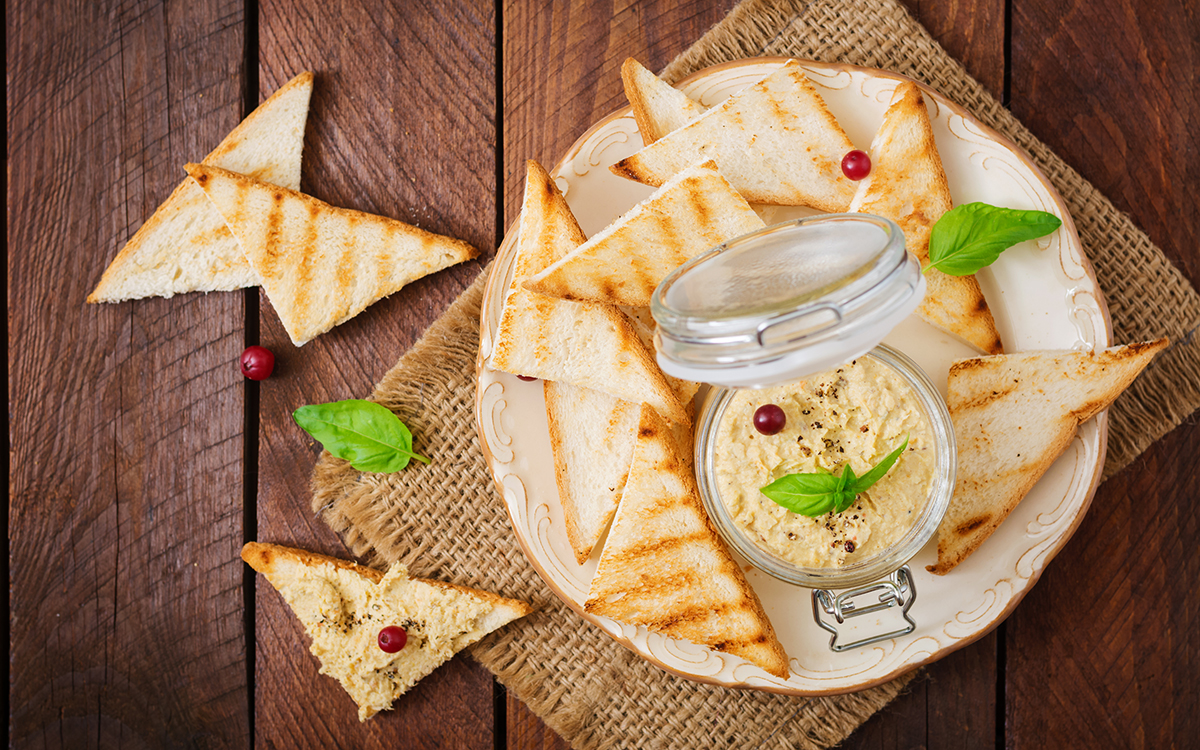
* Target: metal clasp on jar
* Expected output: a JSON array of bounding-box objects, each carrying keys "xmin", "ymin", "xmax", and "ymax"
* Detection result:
[{"xmin": 811, "ymin": 565, "xmax": 916, "ymax": 652}]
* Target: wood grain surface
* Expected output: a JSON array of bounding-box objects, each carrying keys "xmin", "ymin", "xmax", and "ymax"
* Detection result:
[{"xmin": 7, "ymin": 0, "xmax": 1197, "ymax": 748}]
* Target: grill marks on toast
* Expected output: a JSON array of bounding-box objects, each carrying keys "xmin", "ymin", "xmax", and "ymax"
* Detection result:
[
  {"xmin": 188, "ymin": 163, "xmax": 479, "ymax": 346},
  {"xmin": 848, "ymin": 81, "xmax": 1002, "ymax": 354},
  {"xmin": 88, "ymin": 72, "xmax": 314, "ymax": 302},
  {"xmin": 586, "ymin": 405, "xmax": 790, "ymax": 678},
  {"xmin": 928, "ymin": 339, "xmax": 1168, "ymax": 575},
  {"xmin": 489, "ymin": 160, "xmax": 687, "ymax": 425},
  {"xmin": 524, "ymin": 161, "xmax": 765, "ymax": 308},
  {"xmin": 610, "ymin": 60, "xmax": 856, "ymax": 211}
]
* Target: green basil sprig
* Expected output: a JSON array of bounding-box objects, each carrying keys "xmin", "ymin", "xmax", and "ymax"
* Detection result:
[
  {"xmin": 924, "ymin": 202, "xmax": 1062, "ymax": 276},
  {"xmin": 760, "ymin": 436, "xmax": 909, "ymax": 517},
  {"xmin": 293, "ymin": 399, "xmax": 429, "ymax": 472}
]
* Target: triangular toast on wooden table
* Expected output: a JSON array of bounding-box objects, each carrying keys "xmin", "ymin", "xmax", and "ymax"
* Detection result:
[
  {"xmin": 242, "ymin": 542, "xmax": 532, "ymax": 721},
  {"xmin": 585, "ymin": 405, "xmax": 790, "ymax": 678},
  {"xmin": 88, "ymin": 72, "xmax": 314, "ymax": 302},
  {"xmin": 186, "ymin": 163, "xmax": 479, "ymax": 346},
  {"xmin": 928, "ymin": 339, "xmax": 1168, "ymax": 575},
  {"xmin": 848, "ymin": 81, "xmax": 1003, "ymax": 354}
]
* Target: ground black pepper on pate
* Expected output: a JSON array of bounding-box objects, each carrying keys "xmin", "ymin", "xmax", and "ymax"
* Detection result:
[{"xmin": 713, "ymin": 357, "xmax": 936, "ymax": 568}]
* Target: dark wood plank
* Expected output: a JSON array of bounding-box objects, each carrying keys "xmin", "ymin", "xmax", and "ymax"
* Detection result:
[
  {"xmin": 900, "ymin": 0, "xmax": 1006, "ymax": 100},
  {"xmin": 1005, "ymin": 0, "xmax": 1199, "ymax": 747},
  {"xmin": 252, "ymin": 0, "xmax": 497, "ymax": 745},
  {"xmin": 8, "ymin": 0, "xmax": 249, "ymax": 747}
]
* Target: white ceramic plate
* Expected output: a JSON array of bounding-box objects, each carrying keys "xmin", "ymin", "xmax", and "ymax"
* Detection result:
[{"xmin": 474, "ymin": 59, "xmax": 1111, "ymax": 695}]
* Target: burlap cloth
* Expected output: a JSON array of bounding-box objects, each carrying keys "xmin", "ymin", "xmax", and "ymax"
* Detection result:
[{"xmin": 309, "ymin": 0, "xmax": 1200, "ymax": 747}]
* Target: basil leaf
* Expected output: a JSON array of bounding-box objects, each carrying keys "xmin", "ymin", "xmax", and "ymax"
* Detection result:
[
  {"xmin": 760, "ymin": 472, "xmax": 841, "ymax": 517},
  {"xmin": 848, "ymin": 435, "xmax": 909, "ymax": 494},
  {"xmin": 926, "ymin": 202, "xmax": 1062, "ymax": 276},
  {"xmin": 293, "ymin": 399, "xmax": 430, "ymax": 472}
]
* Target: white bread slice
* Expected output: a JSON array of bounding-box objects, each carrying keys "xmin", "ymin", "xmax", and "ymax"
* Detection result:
[
  {"xmin": 524, "ymin": 160, "xmax": 765, "ymax": 307},
  {"xmin": 187, "ymin": 164, "xmax": 479, "ymax": 346},
  {"xmin": 489, "ymin": 160, "xmax": 687, "ymax": 425},
  {"xmin": 928, "ymin": 339, "xmax": 1168, "ymax": 575},
  {"xmin": 242, "ymin": 542, "xmax": 532, "ymax": 721},
  {"xmin": 545, "ymin": 383, "xmax": 641, "ymax": 563},
  {"xmin": 610, "ymin": 60, "xmax": 856, "ymax": 211},
  {"xmin": 848, "ymin": 81, "xmax": 1003, "ymax": 355},
  {"xmin": 585, "ymin": 405, "xmax": 790, "ymax": 678},
  {"xmin": 621, "ymin": 58, "xmax": 708, "ymax": 145},
  {"xmin": 88, "ymin": 72, "xmax": 314, "ymax": 302}
]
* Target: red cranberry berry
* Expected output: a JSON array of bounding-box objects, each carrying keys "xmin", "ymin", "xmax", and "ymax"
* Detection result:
[
  {"xmin": 841, "ymin": 150, "xmax": 871, "ymax": 181},
  {"xmin": 239, "ymin": 346, "xmax": 275, "ymax": 381},
  {"xmin": 377, "ymin": 625, "xmax": 408, "ymax": 653},
  {"xmin": 753, "ymin": 404, "xmax": 786, "ymax": 435},
  {"xmin": 516, "ymin": 375, "xmax": 538, "ymax": 382}
]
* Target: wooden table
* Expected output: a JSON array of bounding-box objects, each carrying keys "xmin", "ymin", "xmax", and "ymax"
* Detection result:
[{"xmin": 9, "ymin": 0, "xmax": 1197, "ymax": 747}]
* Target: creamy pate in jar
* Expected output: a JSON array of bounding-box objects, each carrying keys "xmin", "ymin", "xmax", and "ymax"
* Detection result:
[{"xmin": 712, "ymin": 356, "xmax": 936, "ymax": 569}]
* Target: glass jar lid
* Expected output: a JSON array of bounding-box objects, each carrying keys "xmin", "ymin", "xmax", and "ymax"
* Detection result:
[{"xmin": 651, "ymin": 214, "xmax": 924, "ymax": 387}]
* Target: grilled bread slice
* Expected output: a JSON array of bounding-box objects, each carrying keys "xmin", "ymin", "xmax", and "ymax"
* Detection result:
[
  {"xmin": 849, "ymin": 81, "xmax": 1002, "ymax": 354},
  {"xmin": 585, "ymin": 405, "xmax": 790, "ymax": 678},
  {"xmin": 88, "ymin": 72, "xmax": 314, "ymax": 302},
  {"xmin": 621, "ymin": 57, "xmax": 708, "ymax": 145},
  {"xmin": 928, "ymin": 339, "xmax": 1168, "ymax": 575},
  {"xmin": 186, "ymin": 164, "xmax": 478, "ymax": 346},
  {"xmin": 545, "ymin": 383, "xmax": 641, "ymax": 563},
  {"xmin": 489, "ymin": 160, "xmax": 687, "ymax": 425},
  {"xmin": 610, "ymin": 60, "xmax": 856, "ymax": 211},
  {"xmin": 524, "ymin": 160, "xmax": 765, "ymax": 308},
  {"xmin": 242, "ymin": 542, "xmax": 532, "ymax": 721}
]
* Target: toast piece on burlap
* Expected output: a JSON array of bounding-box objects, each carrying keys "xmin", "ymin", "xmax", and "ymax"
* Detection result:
[
  {"xmin": 186, "ymin": 164, "xmax": 478, "ymax": 346},
  {"xmin": 622, "ymin": 57, "xmax": 709, "ymax": 145},
  {"xmin": 242, "ymin": 542, "xmax": 532, "ymax": 721},
  {"xmin": 489, "ymin": 160, "xmax": 687, "ymax": 425},
  {"xmin": 849, "ymin": 81, "xmax": 1002, "ymax": 354},
  {"xmin": 88, "ymin": 72, "xmax": 314, "ymax": 302},
  {"xmin": 545, "ymin": 383, "xmax": 642, "ymax": 563},
  {"xmin": 524, "ymin": 160, "xmax": 765, "ymax": 307},
  {"xmin": 928, "ymin": 339, "xmax": 1168, "ymax": 575},
  {"xmin": 610, "ymin": 60, "xmax": 856, "ymax": 211},
  {"xmin": 585, "ymin": 405, "xmax": 790, "ymax": 678}
]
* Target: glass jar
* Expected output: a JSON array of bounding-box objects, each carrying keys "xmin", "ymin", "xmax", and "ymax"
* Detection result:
[{"xmin": 652, "ymin": 214, "xmax": 958, "ymax": 651}]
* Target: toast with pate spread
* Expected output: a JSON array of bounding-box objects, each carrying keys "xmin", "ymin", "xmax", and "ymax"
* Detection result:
[
  {"xmin": 242, "ymin": 542, "xmax": 532, "ymax": 721},
  {"xmin": 610, "ymin": 60, "xmax": 856, "ymax": 211},
  {"xmin": 928, "ymin": 339, "xmax": 1168, "ymax": 575},
  {"xmin": 186, "ymin": 163, "xmax": 479, "ymax": 346},
  {"xmin": 523, "ymin": 160, "xmax": 765, "ymax": 308},
  {"xmin": 849, "ymin": 81, "xmax": 1003, "ymax": 355},
  {"xmin": 585, "ymin": 405, "xmax": 790, "ymax": 679},
  {"xmin": 621, "ymin": 58, "xmax": 708, "ymax": 144},
  {"xmin": 489, "ymin": 160, "xmax": 688, "ymax": 425},
  {"xmin": 88, "ymin": 72, "xmax": 314, "ymax": 302}
]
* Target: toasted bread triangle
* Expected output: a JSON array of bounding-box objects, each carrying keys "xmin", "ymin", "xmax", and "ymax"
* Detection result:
[
  {"xmin": 187, "ymin": 164, "xmax": 478, "ymax": 346},
  {"xmin": 848, "ymin": 81, "xmax": 1003, "ymax": 354},
  {"xmin": 490, "ymin": 160, "xmax": 688, "ymax": 425},
  {"xmin": 928, "ymin": 339, "xmax": 1168, "ymax": 575},
  {"xmin": 524, "ymin": 160, "xmax": 765, "ymax": 307},
  {"xmin": 585, "ymin": 405, "xmax": 790, "ymax": 678},
  {"xmin": 88, "ymin": 72, "xmax": 314, "ymax": 302},
  {"xmin": 621, "ymin": 58, "xmax": 708, "ymax": 145},
  {"xmin": 610, "ymin": 60, "xmax": 856, "ymax": 211},
  {"xmin": 242, "ymin": 542, "xmax": 532, "ymax": 721}
]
